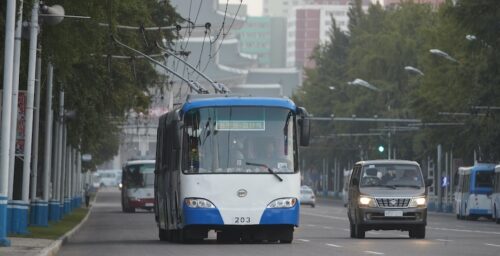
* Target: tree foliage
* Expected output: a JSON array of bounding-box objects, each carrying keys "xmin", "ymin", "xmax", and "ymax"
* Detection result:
[
  {"xmin": 296, "ymin": 0, "xmax": 500, "ymax": 167},
  {"xmin": 1, "ymin": 0, "xmax": 180, "ymax": 168}
]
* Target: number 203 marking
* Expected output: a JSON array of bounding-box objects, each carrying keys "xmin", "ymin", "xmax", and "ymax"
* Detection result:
[{"xmin": 234, "ymin": 217, "xmax": 251, "ymax": 223}]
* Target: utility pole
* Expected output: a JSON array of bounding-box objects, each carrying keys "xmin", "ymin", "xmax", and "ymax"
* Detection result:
[
  {"xmin": 42, "ymin": 63, "xmax": 54, "ymax": 225},
  {"xmin": 7, "ymin": 0, "xmax": 24, "ymax": 236},
  {"xmin": 20, "ymin": 0, "xmax": 41, "ymax": 235},
  {"xmin": 30, "ymin": 51, "xmax": 42, "ymax": 225},
  {"xmin": 1, "ymin": 0, "xmax": 17, "ymax": 247}
]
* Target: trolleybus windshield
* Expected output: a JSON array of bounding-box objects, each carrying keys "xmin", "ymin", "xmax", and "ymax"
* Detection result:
[{"xmin": 182, "ymin": 107, "xmax": 297, "ymax": 174}]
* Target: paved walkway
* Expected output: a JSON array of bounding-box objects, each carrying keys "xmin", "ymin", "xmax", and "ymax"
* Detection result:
[{"xmin": 0, "ymin": 237, "xmax": 54, "ymax": 256}]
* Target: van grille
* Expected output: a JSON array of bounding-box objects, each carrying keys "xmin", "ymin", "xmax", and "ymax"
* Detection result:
[{"xmin": 376, "ymin": 198, "xmax": 410, "ymax": 208}]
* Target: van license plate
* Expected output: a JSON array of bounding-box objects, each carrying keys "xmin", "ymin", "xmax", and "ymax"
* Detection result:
[
  {"xmin": 384, "ymin": 210, "xmax": 403, "ymax": 217},
  {"xmin": 145, "ymin": 203, "xmax": 153, "ymax": 207}
]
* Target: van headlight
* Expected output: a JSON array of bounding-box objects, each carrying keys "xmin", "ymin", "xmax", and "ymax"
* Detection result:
[
  {"xmin": 359, "ymin": 196, "xmax": 377, "ymax": 207},
  {"xmin": 267, "ymin": 198, "xmax": 297, "ymax": 208},
  {"xmin": 409, "ymin": 197, "xmax": 426, "ymax": 207},
  {"xmin": 184, "ymin": 198, "xmax": 216, "ymax": 208}
]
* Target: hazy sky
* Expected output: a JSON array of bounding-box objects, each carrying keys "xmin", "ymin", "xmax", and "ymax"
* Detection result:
[{"xmin": 222, "ymin": 0, "xmax": 263, "ymax": 16}]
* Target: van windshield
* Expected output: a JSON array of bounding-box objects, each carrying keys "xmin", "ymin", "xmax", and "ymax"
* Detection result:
[{"xmin": 360, "ymin": 164, "xmax": 424, "ymax": 188}]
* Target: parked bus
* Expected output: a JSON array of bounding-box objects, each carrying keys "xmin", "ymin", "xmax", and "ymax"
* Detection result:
[
  {"xmin": 455, "ymin": 163, "xmax": 495, "ymax": 220},
  {"xmin": 492, "ymin": 165, "xmax": 500, "ymax": 224},
  {"xmin": 154, "ymin": 94, "xmax": 310, "ymax": 243},
  {"xmin": 121, "ymin": 160, "xmax": 155, "ymax": 213}
]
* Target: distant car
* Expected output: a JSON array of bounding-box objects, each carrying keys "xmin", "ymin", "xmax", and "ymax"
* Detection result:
[
  {"xmin": 96, "ymin": 169, "xmax": 121, "ymax": 187},
  {"xmin": 300, "ymin": 186, "xmax": 316, "ymax": 207}
]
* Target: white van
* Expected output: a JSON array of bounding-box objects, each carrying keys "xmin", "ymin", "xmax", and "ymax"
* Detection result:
[
  {"xmin": 492, "ymin": 165, "xmax": 500, "ymax": 224},
  {"xmin": 96, "ymin": 169, "xmax": 122, "ymax": 187}
]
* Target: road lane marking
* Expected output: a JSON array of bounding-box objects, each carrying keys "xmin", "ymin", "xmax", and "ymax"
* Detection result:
[
  {"xmin": 428, "ymin": 227, "xmax": 500, "ymax": 235},
  {"xmin": 436, "ymin": 239, "xmax": 453, "ymax": 242},
  {"xmin": 323, "ymin": 226, "xmax": 333, "ymax": 230},
  {"xmin": 306, "ymin": 224, "xmax": 317, "ymax": 227},
  {"xmin": 302, "ymin": 212, "xmax": 346, "ymax": 221},
  {"xmin": 296, "ymin": 239, "xmax": 310, "ymax": 242},
  {"xmin": 364, "ymin": 251, "xmax": 384, "ymax": 255},
  {"xmin": 343, "ymin": 229, "xmax": 350, "ymax": 232},
  {"xmin": 326, "ymin": 243, "xmax": 343, "ymax": 248},
  {"xmin": 485, "ymin": 243, "xmax": 500, "ymax": 247}
]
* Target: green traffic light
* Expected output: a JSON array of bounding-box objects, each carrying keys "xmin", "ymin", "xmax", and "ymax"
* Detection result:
[{"xmin": 378, "ymin": 145, "xmax": 385, "ymax": 153}]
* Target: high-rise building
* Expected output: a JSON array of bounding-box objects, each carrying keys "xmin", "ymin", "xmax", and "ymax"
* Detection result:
[
  {"xmin": 286, "ymin": 3, "xmax": 362, "ymax": 68},
  {"xmin": 238, "ymin": 16, "xmax": 287, "ymax": 68}
]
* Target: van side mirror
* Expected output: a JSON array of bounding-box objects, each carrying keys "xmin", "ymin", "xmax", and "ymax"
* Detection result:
[
  {"xmin": 297, "ymin": 107, "xmax": 310, "ymax": 146},
  {"xmin": 425, "ymin": 179, "xmax": 433, "ymax": 187},
  {"xmin": 352, "ymin": 178, "xmax": 359, "ymax": 186}
]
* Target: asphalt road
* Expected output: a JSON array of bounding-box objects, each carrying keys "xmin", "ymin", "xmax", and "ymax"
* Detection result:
[{"xmin": 58, "ymin": 189, "xmax": 500, "ymax": 256}]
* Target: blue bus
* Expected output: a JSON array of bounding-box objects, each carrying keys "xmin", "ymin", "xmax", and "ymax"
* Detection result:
[
  {"xmin": 154, "ymin": 94, "xmax": 310, "ymax": 243},
  {"xmin": 455, "ymin": 163, "xmax": 495, "ymax": 220}
]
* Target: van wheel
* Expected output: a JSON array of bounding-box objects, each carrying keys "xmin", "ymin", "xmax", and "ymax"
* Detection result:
[
  {"xmin": 495, "ymin": 208, "xmax": 500, "ymax": 224},
  {"xmin": 349, "ymin": 223, "xmax": 355, "ymax": 238},
  {"xmin": 354, "ymin": 224, "xmax": 365, "ymax": 239},
  {"xmin": 409, "ymin": 225, "xmax": 426, "ymax": 239}
]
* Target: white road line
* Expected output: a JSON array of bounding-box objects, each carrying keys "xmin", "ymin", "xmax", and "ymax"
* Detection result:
[
  {"xmin": 364, "ymin": 251, "xmax": 385, "ymax": 255},
  {"xmin": 485, "ymin": 243, "xmax": 500, "ymax": 247},
  {"xmin": 296, "ymin": 239, "xmax": 310, "ymax": 242},
  {"xmin": 326, "ymin": 243, "xmax": 343, "ymax": 248},
  {"xmin": 428, "ymin": 227, "xmax": 500, "ymax": 235},
  {"xmin": 306, "ymin": 224, "xmax": 317, "ymax": 227},
  {"xmin": 436, "ymin": 239, "xmax": 453, "ymax": 242},
  {"xmin": 302, "ymin": 212, "xmax": 346, "ymax": 221},
  {"xmin": 323, "ymin": 226, "xmax": 333, "ymax": 229},
  {"xmin": 343, "ymin": 229, "xmax": 350, "ymax": 232}
]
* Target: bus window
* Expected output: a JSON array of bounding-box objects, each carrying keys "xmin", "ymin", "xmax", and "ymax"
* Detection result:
[{"xmin": 125, "ymin": 164, "xmax": 155, "ymax": 188}]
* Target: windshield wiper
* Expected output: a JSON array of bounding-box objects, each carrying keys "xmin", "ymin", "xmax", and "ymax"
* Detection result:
[
  {"xmin": 393, "ymin": 185, "xmax": 421, "ymax": 189},
  {"xmin": 245, "ymin": 162, "xmax": 283, "ymax": 182},
  {"xmin": 363, "ymin": 185, "xmax": 396, "ymax": 189}
]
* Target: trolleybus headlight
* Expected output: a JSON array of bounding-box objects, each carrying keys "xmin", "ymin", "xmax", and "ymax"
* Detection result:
[
  {"xmin": 267, "ymin": 198, "xmax": 297, "ymax": 208},
  {"xmin": 409, "ymin": 197, "xmax": 426, "ymax": 207},
  {"xmin": 118, "ymin": 183, "xmax": 122, "ymax": 189},
  {"xmin": 358, "ymin": 196, "xmax": 377, "ymax": 207},
  {"xmin": 184, "ymin": 198, "xmax": 216, "ymax": 208}
]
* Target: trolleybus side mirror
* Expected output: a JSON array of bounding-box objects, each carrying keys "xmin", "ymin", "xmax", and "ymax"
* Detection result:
[
  {"xmin": 172, "ymin": 120, "xmax": 183, "ymax": 150},
  {"xmin": 351, "ymin": 178, "xmax": 359, "ymax": 186},
  {"xmin": 425, "ymin": 178, "xmax": 433, "ymax": 187},
  {"xmin": 298, "ymin": 107, "xmax": 310, "ymax": 146}
]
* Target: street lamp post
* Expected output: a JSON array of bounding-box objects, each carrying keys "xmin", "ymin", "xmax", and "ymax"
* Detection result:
[
  {"xmin": 429, "ymin": 49, "xmax": 459, "ymax": 63},
  {"xmin": 404, "ymin": 66, "xmax": 424, "ymax": 76},
  {"xmin": 347, "ymin": 78, "xmax": 380, "ymax": 91},
  {"xmin": 0, "ymin": 0, "xmax": 17, "ymax": 247}
]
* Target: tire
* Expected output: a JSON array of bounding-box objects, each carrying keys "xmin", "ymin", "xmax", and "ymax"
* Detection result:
[
  {"xmin": 495, "ymin": 208, "xmax": 500, "ymax": 224},
  {"xmin": 409, "ymin": 225, "xmax": 426, "ymax": 239},
  {"xmin": 354, "ymin": 224, "xmax": 365, "ymax": 239},
  {"xmin": 159, "ymin": 228, "xmax": 169, "ymax": 241},
  {"xmin": 311, "ymin": 204, "xmax": 315, "ymax": 208},
  {"xmin": 349, "ymin": 223, "xmax": 355, "ymax": 238},
  {"xmin": 280, "ymin": 228, "xmax": 294, "ymax": 244}
]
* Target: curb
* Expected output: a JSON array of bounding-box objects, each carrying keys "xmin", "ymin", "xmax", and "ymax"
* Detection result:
[{"xmin": 36, "ymin": 195, "xmax": 96, "ymax": 256}]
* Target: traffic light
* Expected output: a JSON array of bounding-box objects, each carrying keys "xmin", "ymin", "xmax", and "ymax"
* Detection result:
[{"xmin": 378, "ymin": 145, "xmax": 385, "ymax": 153}]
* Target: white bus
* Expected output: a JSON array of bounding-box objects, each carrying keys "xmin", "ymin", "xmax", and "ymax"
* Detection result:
[
  {"xmin": 492, "ymin": 165, "xmax": 500, "ymax": 224},
  {"xmin": 121, "ymin": 160, "xmax": 155, "ymax": 213},
  {"xmin": 154, "ymin": 95, "xmax": 310, "ymax": 243},
  {"xmin": 455, "ymin": 163, "xmax": 495, "ymax": 220}
]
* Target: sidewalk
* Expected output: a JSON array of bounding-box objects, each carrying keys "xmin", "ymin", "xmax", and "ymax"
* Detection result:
[{"xmin": 0, "ymin": 201, "xmax": 93, "ymax": 256}]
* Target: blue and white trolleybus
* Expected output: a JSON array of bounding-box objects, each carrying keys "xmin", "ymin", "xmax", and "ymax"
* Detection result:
[{"xmin": 154, "ymin": 94, "xmax": 310, "ymax": 243}]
